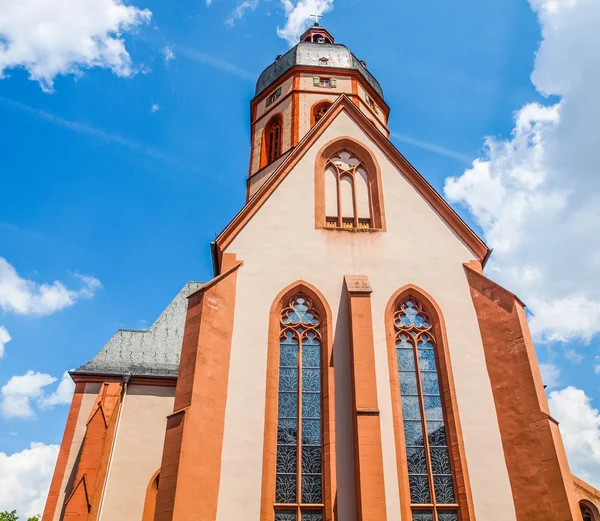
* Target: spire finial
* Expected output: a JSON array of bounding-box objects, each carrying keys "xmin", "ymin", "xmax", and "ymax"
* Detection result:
[{"xmin": 311, "ymin": 13, "xmax": 322, "ymax": 26}]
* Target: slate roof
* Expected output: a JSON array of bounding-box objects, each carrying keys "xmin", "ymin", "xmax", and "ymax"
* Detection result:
[
  {"xmin": 255, "ymin": 42, "xmax": 384, "ymax": 98},
  {"xmin": 73, "ymin": 281, "xmax": 203, "ymax": 378}
]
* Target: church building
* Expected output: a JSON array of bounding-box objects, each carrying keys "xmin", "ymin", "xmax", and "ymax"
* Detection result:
[{"xmin": 41, "ymin": 24, "xmax": 600, "ymax": 521}]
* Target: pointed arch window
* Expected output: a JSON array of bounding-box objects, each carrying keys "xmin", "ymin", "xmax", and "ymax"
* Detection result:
[
  {"xmin": 324, "ymin": 150, "xmax": 372, "ymax": 229},
  {"xmin": 264, "ymin": 115, "xmax": 283, "ymax": 166},
  {"xmin": 581, "ymin": 503, "xmax": 597, "ymax": 521},
  {"xmin": 312, "ymin": 102, "xmax": 332, "ymax": 127},
  {"xmin": 316, "ymin": 139, "xmax": 385, "ymax": 231},
  {"xmin": 393, "ymin": 298, "xmax": 459, "ymax": 521},
  {"xmin": 274, "ymin": 295, "xmax": 324, "ymax": 521}
]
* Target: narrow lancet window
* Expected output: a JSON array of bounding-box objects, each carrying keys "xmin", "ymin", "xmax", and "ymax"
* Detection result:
[
  {"xmin": 275, "ymin": 295, "xmax": 323, "ymax": 521},
  {"xmin": 394, "ymin": 298, "xmax": 458, "ymax": 521},
  {"xmin": 264, "ymin": 115, "xmax": 283, "ymax": 165}
]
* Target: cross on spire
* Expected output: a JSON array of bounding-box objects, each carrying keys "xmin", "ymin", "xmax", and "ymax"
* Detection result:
[{"xmin": 311, "ymin": 13, "xmax": 322, "ymax": 26}]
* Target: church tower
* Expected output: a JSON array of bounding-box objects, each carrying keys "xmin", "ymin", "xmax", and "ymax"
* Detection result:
[{"xmin": 42, "ymin": 24, "xmax": 600, "ymax": 521}]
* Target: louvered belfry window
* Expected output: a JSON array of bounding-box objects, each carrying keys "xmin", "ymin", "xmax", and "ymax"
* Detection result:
[
  {"xmin": 274, "ymin": 295, "xmax": 323, "ymax": 521},
  {"xmin": 394, "ymin": 298, "xmax": 459, "ymax": 521}
]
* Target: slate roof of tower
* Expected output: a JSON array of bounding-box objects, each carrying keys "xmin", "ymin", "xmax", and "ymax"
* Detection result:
[
  {"xmin": 255, "ymin": 42, "xmax": 384, "ymax": 98},
  {"xmin": 72, "ymin": 281, "xmax": 203, "ymax": 378}
]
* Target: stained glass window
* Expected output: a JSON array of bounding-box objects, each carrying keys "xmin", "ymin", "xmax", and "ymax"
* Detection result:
[
  {"xmin": 394, "ymin": 298, "xmax": 459, "ymax": 520},
  {"xmin": 275, "ymin": 295, "xmax": 324, "ymax": 520}
]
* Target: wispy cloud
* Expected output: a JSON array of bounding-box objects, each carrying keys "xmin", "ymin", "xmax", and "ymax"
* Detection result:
[
  {"xmin": 391, "ymin": 132, "xmax": 472, "ymax": 165},
  {"xmin": 162, "ymin": 46, "xmax": 176, "ymax": 63},
  {"xmin": 0, "ymin": 96, "xmax": 186, "ymax": 168},
  {"xmin": 176, "ymin": 46, "xmax": 255, "ymax": 82},
  {"xmin": 226, "ymin": 0, "xmax": 259, "ymax": 26}
]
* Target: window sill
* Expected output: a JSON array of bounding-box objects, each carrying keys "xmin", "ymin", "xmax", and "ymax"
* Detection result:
[{"xmin": 320, "ymin": 226, "xmax": 380, "ymax": 233}]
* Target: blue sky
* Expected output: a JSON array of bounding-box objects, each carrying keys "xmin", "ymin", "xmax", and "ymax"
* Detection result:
[{"xmin": 1, "ymin": 0, "xmax": 600, "ymax": 515}]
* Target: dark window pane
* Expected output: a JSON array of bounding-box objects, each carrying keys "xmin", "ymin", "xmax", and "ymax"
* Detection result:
[
  {"xmin": 400, "ymin": 372, "xmax": 418, "ymax": 395},
  {"xmin": 279, "ymin": 368, "xmax": 298, "ymax": 392},
  {"xmin": 302, "ymin": 393, "xmax": 321, "ymax": 419},
  {"xmin": 277, "ymin": 445, "xmax": 297, "ymax": 474},
  {"xmin": 402, "ymin": 396, "xmax": 422, "ymax": 421},
  {"xmin": 412, "ymin": 511, "xmax": 434, "ymax": 521},
  {"xmin": 301, "ymin": 474, "xmax": 323, "ymax": 504},
  {"xmin": 420, "ymin": 372, "xmax": 440, "ymax": 396},
  {"xmin": 423, "ymin": 396, "xmax": 443, "ymax": 421},
  {"xmin": 437, "ymin": 511, "xmax": 458, "ymax": 521},
  {"xmin": 426, "ymin": 422, "xmax": 447, "ymax": 447},
  {"xmin": 301, "ymin": 510, "xmax": 323, "ymax": 521},
  {"xmin": 397, "ymin": 348, "xmax": 415, "ymax": 371},
  {"xmin": 302, "ymin": 368, "xmax": 321, "ymax": 392},
  {"xmin": 404, "ymin": 420, "xmax": 425, "ymax": 446},
  {"xmin": 406, "ymin": 447, "xmax": 428, "ymax": 475},
  {"xmin": 302, "ymin": 419, "xmax": 321, "ymax": 445},
  {"xmin": 434, "ymin": 475, "xmax": 456, "ymax": 504},
  {"xmin": 430, "ymin": 447, "xmax": 452, "ymax": 475},
  {"xmin": 302, "ymin": 446, "xmax": 322, "ymax": 474},
  {"xmin": 275, "ymin": 510, "xmax": 297, "ymax": 521},
  {"xmin": 409, "ymin": 475, "xmax": 431, "ymax": 504},
  {"xmin": 417, "ymin": 349, "xmax": 437, "ymax": 371},
  {"xmin": 278, "ymin": 392, "xmax": 298, "ymax": 418},
  {"xmin": 302, "ymin": 344, "xmax": 321, "ymax": 368},
  {"xmin": 278, "ymin": 418, "xmax": 297, "ymax": 445},
  {"xmin": 275, "ymin": 474, "xmax": 297, "ymax": 503}
]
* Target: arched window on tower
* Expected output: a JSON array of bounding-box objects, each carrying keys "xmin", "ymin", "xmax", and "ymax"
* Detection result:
[
  {"xmin": 324, "ymin": 150, "xmax": 372, "ymax": 229},
  {"xmin": 263, "ymin": 114, "xmax": 283, "ymax": 166},
  {"xmin": 393, "ymin": 297, "xmax": 459, "ymax": 521},
  {"xmin": 312, "ymin": 102, "xmax": 332, "ymax": 127},
  {"xmin": 274, "ymin": 294, "xmax": 324, "ymax": 521},
  {"xmin": 581, "ymin": 502, "xmax": 596, "ymax": 521}
]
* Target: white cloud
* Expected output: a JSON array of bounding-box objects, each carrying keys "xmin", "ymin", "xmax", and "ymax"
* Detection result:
[
  {"xmin": 0, "ymin": 442, "xmax": 59, "ymax": 517},
  {"xmin": 0, "ymin": 325, "xmax": 11, "ymax": 359},
  {"xmin": 1, "ymin": 370, "xmax": 76, "ymax": 418},
  {"xmin": 0, "ymin": 257, "xmax": 101, "ymax": 316},
  {"xmin": 277, "ymin": 0, "xmax": 334, "ymax": 46},
  {"xmin": 226, "ymin": 0, "xmax": 259, "ymax": 27},
  {"xmin": 444, "ymin": 0, "xmax": 600, "ymax": 344},
  {"xmin": 162, "ymin": 46, "xmax": 176, "ymax": 63},
  {"xmin": 150, "ymin": 103, "xmax": 160, "ymax": 113},
  {"xmin": 1, "ymin": 371, "xmax": 57, "ymax": 418},
  {"xmin": 549, "ymin": 387, "xmax": 600, "ymax": 487},
  {"xmin": 0, "ymin": 0, "xmax": 151, "ymax": 92},
  {"xmin": 38, "ymin": 371, "xmax": 75, "ymax": 409},
  {"xmin": 540, "ymin": 362, "xmax": 561, "ymax": 389}
]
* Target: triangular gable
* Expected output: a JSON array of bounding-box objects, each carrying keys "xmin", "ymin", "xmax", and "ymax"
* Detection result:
[{"xmin": 215, "ymin": 94, "xmax": 489, "ymax": 266}]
